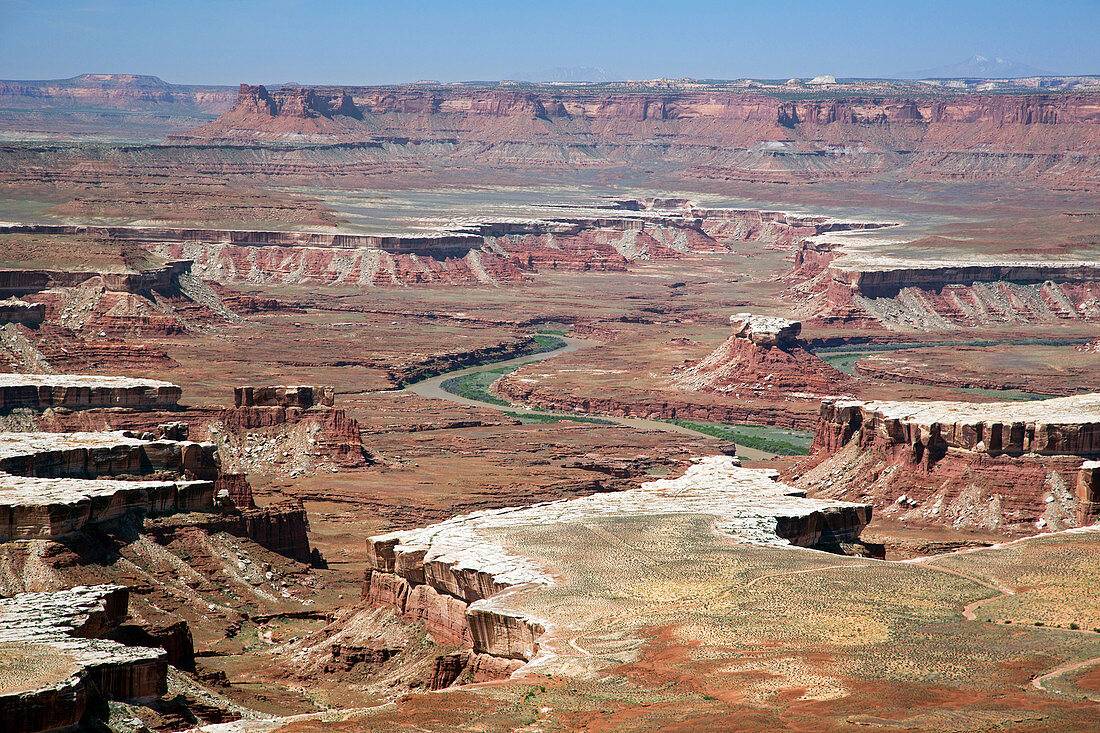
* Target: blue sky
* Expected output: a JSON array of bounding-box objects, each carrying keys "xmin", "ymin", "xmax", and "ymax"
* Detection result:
[{"xmin": 1, "ymin": 0, "xmax": 1098, "ymax": 84}]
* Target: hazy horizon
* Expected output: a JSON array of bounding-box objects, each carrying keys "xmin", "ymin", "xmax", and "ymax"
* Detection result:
[{"xmin": 2, "ymin": 0, "xmax": 1098, "ymax": 85}]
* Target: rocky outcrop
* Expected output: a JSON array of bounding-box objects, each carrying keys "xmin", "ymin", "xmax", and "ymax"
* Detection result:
[
  {"xmin": 1078, "ymin": 460, "xmax": 1100, "ymax": 525},
  {"xmin": 0, "ymin": 585, "xmax": 167, "ymax": 733},
  {"xmin": 218, "ymin": 385, "xmax": 368, "ymax": 470},
  {"xmin": 672, "ymin": 313, "xmax": 854, "ymax": 398},
  {"xmin": 0, "ymin": 429, "xmax": 221, "ymax": 540},
  {"xmin": 235, "ymin": 385, "xmax": 335, "ymax": 408},
  {"xmin": 364, "ymin": 456, "xmax": 870, "ymax": 678},
  {"xmin": 0, "ymin": 299, "xmax": 44, "ymax": 326},
  {"xmin": 0, "ymin": 374, "xmax": 181, "ymax": 412},
  {"xmin": 180, "ymin": 84, "xmax": 369, "ymax": 140},
  {"xmin": 177, "ymin": 500, "xmax": 320, "ymax": 565},
  {"xmin": 796, "ymin": 238, "xmax": 1100, "ymax": 330},
  {"xmin": 0, "ymin": 430, "xmax": 217, "ymax": 480},
  {"xmin": 830, "ymin": 260, "xmax": 1100, "ymax": 300},
  {"xmin": 814, "ymin": 394, "xmax": 1100, "ymax": 460},
  {"xmin": 729, "ymin": 313, "xmax": 802, "ymax": 347},
  {"xmin": 215, "ymin": 472, "xmax": 254, "ymax": 508},
  {"xmin": 0, "ymin": 474, "xmax": 214, "ymax": 541},
  {"xmin": 0, "ymin": 259, "xmax": 192, "ymax": 297},
  {"xmin": 798, "ymin": 394, "xmax": 1100, "ymax": 533}
]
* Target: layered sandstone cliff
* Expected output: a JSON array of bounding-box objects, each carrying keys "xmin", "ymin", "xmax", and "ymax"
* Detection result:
[
  {"xmin": 797, "ymin": 394, "xmax": 1100, "ymax": 532},
  {"xmin": 169, "ymin": 83, "xmax": 1100, "ymax": 187},
  {"xmin": 791, "ymin": 234, "xmax": 1100, "ymax": 331},
  {"xmin": 0, "ymin": 585, "xmax": 166, "ymax": 733},
  {"xmin": 0, "ymin": 374, "xmax": 181, "ymax": 411},
  {"xmin": 363, "ymin": 456, "xmax": 871, "ymax": 681},
  {"xmin": 0, "ymin": 430, "xmax": 220, "ymax": 539},
  {"xmin": 0, "ymin": 254, "xmax": 192, "ymax": 298}
]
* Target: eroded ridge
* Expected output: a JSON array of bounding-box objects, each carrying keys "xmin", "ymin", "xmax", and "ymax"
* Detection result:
[
  {"xmin": 0, "ymin": 430, "xmax": 218, "ymax": 540},
  {"xmin": 816, "ymin": 394, "xmax": 1100, "ymax": 457},
  {"xmin": 0, "ymin": 374, "xmax": 182, "ymax": 411},
  {"xmin": 793, "ymin": 235, "xmax": 1100, "ymax": 330},
  {"xmin": 801, "ymin": 394, "xmax": 1100, "ymax": 531},
  {"xmin": 364, "ymin": 456, "xmax": 872, "ymax": 674},
  {"xmin": 0, "ymin": 585, "xmax": 165, "ymax": 733}
]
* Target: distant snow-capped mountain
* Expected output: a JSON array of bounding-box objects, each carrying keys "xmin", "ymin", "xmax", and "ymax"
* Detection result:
[{"xmin": 892, "ymin": 55, "xmax": 1055, "ymax": 79}]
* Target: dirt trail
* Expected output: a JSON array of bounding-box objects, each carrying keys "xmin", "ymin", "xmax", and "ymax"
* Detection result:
[{"xmin": 906, "ymin": 527, "xmax": 1100, "ymax": 699}]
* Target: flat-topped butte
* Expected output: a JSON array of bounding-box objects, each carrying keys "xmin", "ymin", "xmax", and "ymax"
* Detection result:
[{"xmin": 729, "ymin": 312, "xmax": 801, "ymax": 347}]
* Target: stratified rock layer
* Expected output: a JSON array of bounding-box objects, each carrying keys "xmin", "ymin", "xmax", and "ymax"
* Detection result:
[
  {"xmin": 0, "ymin": 585, "xmax": 166, "ymax": 733},
  {"xmin": 0, "ymin": 374, "xmax": 181, "ymax": 411},
  {"xmin": 235, "ymin": 385, "xmax": 335, "ymax": 408},
  {"xmin": 673, "ymin": 313, "xmax": 854, "ymax": 397},
  {"xmin": 800, "ymin": 394, "xmax": 1100, "ymax": 533},
  {"xmin": 815, "ymin": 394, "xmax": 1100, "ymax": 459},
  {"xmin": 365, "ymin": 456, "xmax": 870, "ymax": 672},
  {"xmin": 0, "ymin": 430, "xmax": 218, "ymax": 539}
]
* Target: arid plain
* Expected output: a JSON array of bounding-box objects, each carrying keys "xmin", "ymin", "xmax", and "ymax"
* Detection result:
[{"xmin": 0, "ymin": 72, "xmax": 1098, "ymax": 731}]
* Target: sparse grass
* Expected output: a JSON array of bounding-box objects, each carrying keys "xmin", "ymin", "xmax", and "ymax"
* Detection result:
[
  {"xmin": 663, "ymin": 419, "xmax": 813, "ymax": 456},
  {"xmin": 531, "ymin": 335, "xmax": 568, "ymax": 351},
  {"xmin": 815, "ymin": 339, "xmax": 1081, "ymax": 399}
]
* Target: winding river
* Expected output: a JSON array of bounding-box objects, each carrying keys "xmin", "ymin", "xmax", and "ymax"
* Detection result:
[{"xmin": 404, "ymin": 336, "xmax": 777, "ymax": 460}]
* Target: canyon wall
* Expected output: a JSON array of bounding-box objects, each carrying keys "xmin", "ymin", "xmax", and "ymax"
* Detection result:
[
  {"xmin": 3, "ymin": 82, "xmax": 1093, "ymax": 188},
  {"xmin": 0, "ymin": 585, "xmax": 167, "ymax": 733},
  {"xmin": 792, "ymin": 240, "xmax": 1100, "ymax": 330},
  {"xmin": 162, "ymin": 83, "xmax": 1100, "ymax": 187},
  {"xmin": 797, "ymin": 395, "xmax": 1100, "ymax": 533},
  {"xmin": 361, "ymin": 457, "xmax": 871, "ymax": 686}
]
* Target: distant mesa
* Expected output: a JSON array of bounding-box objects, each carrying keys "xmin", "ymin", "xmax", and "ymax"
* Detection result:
[
  {"xmin": 177, "ymin": 83, "xmax": 368, "ymax": 141},
  {"xmin": 807, "ymin": 74, "xmax": 837, "ymax": 85}
]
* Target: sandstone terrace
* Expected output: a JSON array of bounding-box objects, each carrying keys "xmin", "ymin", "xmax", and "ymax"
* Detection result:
[{"xmin": 285, "ymin": 521, "xmax": 1100, "ymax": 731}]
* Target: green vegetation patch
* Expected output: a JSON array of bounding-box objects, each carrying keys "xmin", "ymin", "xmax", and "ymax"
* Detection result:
[
  {"xmin": 530, "ymin": 334, "xmax": 568, "ymax": 350},
  {"xmin": 439, "ymin": 365, "xmax": 517, "ymax": 406},
  {"xmin": 664, "ymin": 419, "xmax": 814, "ymax": 456}
]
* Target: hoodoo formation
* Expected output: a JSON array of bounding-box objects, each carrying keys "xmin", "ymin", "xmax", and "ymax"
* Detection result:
[{"xmin": 2, "ymin": 6, "xmax": 1100, "ymax": 727}]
